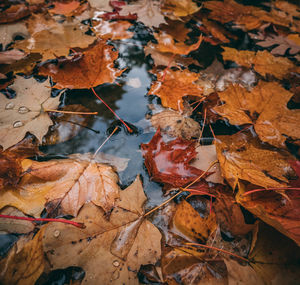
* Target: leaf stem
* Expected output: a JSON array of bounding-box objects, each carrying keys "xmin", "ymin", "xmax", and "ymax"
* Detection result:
[
  {"xmin": 242, "ymin": 187, "xmax": 300, "ymax": 196},
  {"xmin": 0, "ymin": 214, "xmax": 85, "ymax": 228},
  {"xmin": 45, "ymin": 109, "xmax": 98, "ymax": 115}
]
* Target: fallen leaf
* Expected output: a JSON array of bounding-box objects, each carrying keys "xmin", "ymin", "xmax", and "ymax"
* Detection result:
[
  {"xmin": 248, "ymin": 222, "xmax": 300, "ymax": 283},
  {"xmin": 148, "ymin": 69, "xmax": 204, "ymax": 111},
  {"xmin": 92, "ymin": 19, "xmax": 133, "ymax": 40},
  {"xmin": 0, "ymin": 206, "xmax": 35, "ymax": 234},
  {"xmin": 150, "ymin": 110, "xmax": 201, "ymax": 140},
  {"xmin": 0, "ymin": 4, "xmax": 30, "ymax": 24},
  {"xmin": 250, "ymin": 32, "xmax": 300, "ymax": 55},
  {"xmin": 274, "ymin": 1, "xmax": 300, "ymax": 19},
  {"xmin": 119, "ymin": 0, "xmax": 166, "ymax": 27},
  {"xmin": 213, "ymin": 81, "xmax": 300, "ymax": 147},
  {"xmin": 0, "ymin": 154, "xmax": 121, "ymax": 217},
  {"xmin": 151, "ymin": 32, "xmax": 202, "ymax": 55},
  {"xmin": 159, "ymin": 20, "xmax": 191, "ymax": 42},
  {"xmin": 39, "ymin": 40, "xmax": 124, "ymax": 89},
  {"xmin": 0, "ymin": 21, "xmax": 29, "ymax": 48},
  {"xmin": 49, "ymin": 0, "xmax": 87, "ymax": 17},
  {"xmin": 222, "ymin": 47, "xmax": 299, "ymax": 79},
  {"xmin": 215, "ymin": 132, "xmax": 295, "ymax": 189},
  {"xmin": 141, "ymin": 129, "xmax": 208, "ymax": 188},
  {"xmin": 42, "ymin": 176, "xmax": 161, "ymax": 284},
  {"xmin": 0, "ymin": 49, "xmax": 25, "ymax": 64},
  {"xmin": 0, "ymin": 229, "xmax": 44, "ymax": 284},
  {"xmin": 0, "ymin": 76, "xmax": 60, "ymax": 150},
  {"xmin": 88, "ymin": 0, "xmax": 112, "ymax": 11},
  {"xmin": 42, "ymin": 104, "xmax": 93, "ymax": 145},
  {"xmin": 161, "ymin": 0, "xmax": 200, "ymax": 18},
  {"xmin": 14, "ymin": 15, "xmax": 95, "ymax": 61}
]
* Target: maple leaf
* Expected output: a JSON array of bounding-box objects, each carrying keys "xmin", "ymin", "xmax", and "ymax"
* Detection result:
[
  {"xmin": 250, "ymin": 32, "xmax": 300, "ymax": 56},
  {"xmin": 215, "ymin": 132, "xmax": 295, "ymax": 189},
  {"xmin": 222, "ymin": 47, "xmax": 300, "ymax": 79},
  {"xmin": 91, "ymin": 19, "xmax": 133, "ymax": 40},
  {"xmin": 39, "ymin": 40, "xmax": 124, "ymax": 89},
  {"xmin": 0, "ymin": 229, "xmax": 45, "ymax": 284},
  {"xmin": 141, "ymin": 129, "xmax": 208, "ymax": 188},
  {"xmin": 213, "ymin": 81, "xmax": 300, "ymax": 147},
  {"xmin": 118, "ymin": 0, "xmax": 166, "ymax": 28},
  {"xmin": 148, "ymin": 69, "xmax": 204, "ymax": 111},
  {"xmin": 161, "ymin": 0, "xmax": 200, "ymax": 18},
  {"xmin": 0, "ymin": 76, "xmax": 60, "ymax": 150},
  {"xmin": 0, "ymin": 154, "xmax": 123, "ymax": 217},
  {"xmin": 14, "ymin": 15, "xmax": 96, "ymax": 61},
  {"xmin": 49, "ymin": 0, "xmax": 88, "ymax": 17},
  {"xmin": 150, "ymin": 110, "xmax": 201, "ymax": 140},
  {"xmin": 42, "ymin": 176, "xmax": 161, "ymax": 284}
]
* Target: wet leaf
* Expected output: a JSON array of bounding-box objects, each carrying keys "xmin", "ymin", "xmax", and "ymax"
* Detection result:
[
  {"xmin": 150, "ymin": 110, "xmax": 201, "ymax": 140},
  {"xmin": 0, "ymin": 49, "xmax": 25, "ymax": 64},
  {"xmin": 0, "ymin": 76, "xmax": 60, "ymax": 150},
  {"xmin": 0, "ymin": 4, "xmax": 30, "ymax": 24},
  {"xmin": 213, "ymin": 81, "xmax": 300, "ymax": 147},
  {"xmin": 39, "ymin": 40, "xmax": 124, "ymax": 89},
  {"xmin": 0, "ymin": 21, "xmax": 29, "ymax": 48},
  {"xmin": 215, "ymin": 132, "xmax": 294, "ymax": 189},
  {"xmin": 118, "ymin": 0, "xmax": 166, "ymax": 27},
  {"xmin": 141, "ymin": 129, "xmax": 208, "ymax": 188},
  {"xmin": 0, "ymin": 154, "xmax": 121, "ymax": 217},
  {"xmin": 42, "ymin": 176, "xmax": 161, "ymax": 284},
  {"xmin": 0, "ymin": 229, "xmax": 44, "ymax": 285},
  {"xmin": 248, "ymin": 222, "xmax": 300, "ymax": 283},
  {"xmin": 161, "ymin": 0, "xmax": 200, "ymax": 18},
  {"xmin": 14, "ymin": 15, "xmax": 95, "ymax": 61},
  {"xmin": 88, "ymin": 0, "xmax": 112, "ymax": 11},
  {"xmin": 148, "ymin": 69, "xmax": 204, "ymax": 111},
  {"xmin": 49, "ymin": 0, "xmax": 87, "ymax": 17},
  {"xmin": 222, "ymin": 47, "xmax": 299, "ymax": 79}
]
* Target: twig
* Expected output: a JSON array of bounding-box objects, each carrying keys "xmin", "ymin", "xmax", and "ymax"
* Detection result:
[{"xmin": 93, "ymin": 127, "xmax": 119, "ymax": 158}]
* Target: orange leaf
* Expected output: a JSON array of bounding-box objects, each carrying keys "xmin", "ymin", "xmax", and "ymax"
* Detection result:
[
  {"xmin": 148, "ymin": 69, "xmax": 204, "ymax": 111},
  {"xmin": 39, "ymin": 41, "xmax": 124, "ymax": 89},
  {"xmin": 49, "ymin": 1, "xmax": 86, "ymax": 17}
]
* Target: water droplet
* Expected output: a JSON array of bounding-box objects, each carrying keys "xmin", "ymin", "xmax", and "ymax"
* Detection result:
[
  {"xmin": 5, "ymin": 102, "xmax": 14, "ymax": 109},
  {"xmin": 113, "ymin": 260, "xmax": 120, "ymax": 267},
  {"xmin": 54, "ymin": 230, "xmax": 60, "ymax": 238},
  {"xmin": 13, "ymin": 121, "xmax": 24, "ymax": 128},
  {"xmin": 18, "ymin": 106, "xmax": 30, "ymax": 114}
]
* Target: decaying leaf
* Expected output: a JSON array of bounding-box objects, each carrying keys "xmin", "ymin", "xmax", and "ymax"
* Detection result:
[
  {"xmin": 141, "ymin": 129, "xmax": 208, "ymax": 188},
  {"xmin": 250, "ymin": 32, "xmax": 300, "ymax": 55},
  {"xmin": 0, "ymin": 76, "xmax": 60, "ymax": 150},
  {"xmin": 161, "ymin": 0, "xmax": 200, "ymax": 18},
  {"xmin": 0, "ymin": 21, "xmax": 29, "ymax": 48},
  {"xmin": 150, "ymin": 110, "xmax": 200, "ymax": 140},
  {"xmin": 0, "ymin": 154, "xmax": 122, "ymax": 217},
  {"xmin": 119, "ymin": 0, "xmax": 166, "ymax": 27},
  {"xmin": 14, "ymin": 15, "xmax": 95, "ymax": 61},
  {"xmin": 39, "ymin": 40, "xmax": 124, "ymax": 89},
  {"xmin": 222, "ymin": 47, "xmax": 299, "ymax": 79},
  {"xmin": 148, "ymin": 69, "xmax": 204, "ymax": 111},
  {"xmin": 215, "ymin": 132, "xmax": 295, "ymax": 189},
  {"xmin": 0, "ymin": 229, "xmax": 44, "ymax": 285},
  {"xmin": 213, "ymin": 81, "xmax": 300, "ymax": 147},
  {"xmin": 248, "ymin": 222, "xmax": 300, "ymax": 283},
  {"xmin": 42, "ymin": 176, "xmax": 161, "ymax": 284}
]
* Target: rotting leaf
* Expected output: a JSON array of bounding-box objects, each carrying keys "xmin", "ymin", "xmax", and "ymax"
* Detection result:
[
  {"xmin": 215, "ymin": 132, "xmax": 295, "ymax": 189},
  {"xmin": 141, "ymin": 129, "xmax": 209, "ymax": 188},
  {"xmin": 42, "ymin": 176, "xmax": 161, "ymax": 284},
  {"xmin": 0, "ymin": 154, "xmax": 123, "ymax": 217},
  {"xmin": 213, "ymin": 81, "xmax": 300, "ymax": 147},
  {"xmin": 148, "ymin": 69, "xmax": 204, "ymax": 111},
  {"xmin": 39, "ymin": 40, "xmax": 124, "ymax": 89},
  {"xmin": 0, "ymin": 76, "xmax": 60, "ymax": 150}
]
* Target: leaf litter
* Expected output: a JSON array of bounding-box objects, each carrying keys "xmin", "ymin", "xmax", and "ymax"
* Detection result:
[{"xmin": 0, "ymin": 0, "xmax": 300, "ymax": 284}]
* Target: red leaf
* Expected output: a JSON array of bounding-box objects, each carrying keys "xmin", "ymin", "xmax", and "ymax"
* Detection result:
[
  {"xmin": 141, "ymin": 129, "xmax": 208, "ymax": 188},
  {"xmin": 290, "ymin": 161, "xmax": 300, "ymax": 187}
]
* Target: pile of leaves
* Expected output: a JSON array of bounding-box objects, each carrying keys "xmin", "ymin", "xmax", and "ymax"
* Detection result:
[{"xmin": 0, "ymin": 0, "xmax": 300, "ymax": 284}]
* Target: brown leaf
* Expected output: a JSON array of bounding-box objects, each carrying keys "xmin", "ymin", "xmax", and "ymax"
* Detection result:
[
  {"xmin": 161, "ymin": 0, "xmax": 200, "ymax": 18},
  {"xmin": 0, "ymin": 76, "xmax": 60, "ymax": 150},
  {"xmin": 148, "ymin": 69, "xmax": 204, "ymax": 111},
  {"xmin": 49, "ymin": 0, "xmax": 88, "ymax": 17},
  {"xmin": 0, "ymin": 155, "xmax": 120, "ymax": 217},
  {"xmin": 14, "ymin": 14, "xmax": 95, "ymax": 61},
  {"xmin": 39, "ymin": 40, "xmax": 124, "ymax": 89},
  {"xmin": 222, "ymin": 47, "xmax": 299, "ymax": 79},
  {"xmin": 248, "ymin": 222, "xmax": 300, "ymax": 283},
  {"xmin": 0, "ymin": 4, "xmax": 30, "ymax": 24},
  {"xmin": 213, "ymin": 81, "xmax": 300, "ymax": 147},
  {"xmin": 42, "ymin": 176, "xmax": 161, "ymax": 284},
  {"xmin": 0, "ymin": 229, "xmax": 44, "ymax": 284},
  {"xmin": 0, "ymin": 49, "xmax": 26, "ymax": 64},
  {"xmin": 215, "ymin": 132, "xmax": 294, "ymax": 189},
  {"xmin": 0, "ymin": 21, "xmax": 29, "ymax": 48},
  {"xmin": 150, "ymin": 110, "xmax": 201, "ymax": 140}
]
